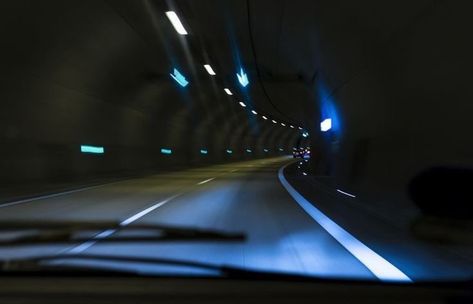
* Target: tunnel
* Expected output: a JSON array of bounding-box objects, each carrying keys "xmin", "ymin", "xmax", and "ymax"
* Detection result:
[{"xmin": 0, "ymin": 0, "xmax": 473, "ymax": 287}]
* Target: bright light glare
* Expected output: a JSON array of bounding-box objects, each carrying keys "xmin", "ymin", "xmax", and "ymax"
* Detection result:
[
  {"xmin": 281, "ymin": 123, "xmax": 286, "ymax": 126},
  {"xmin": 302, "ymin": 131, "xmax": 309, "ymax": 138},
  {"xmin": 272, "ymin": 120, "xmax": 277, "ymax": 124},
  {"xmin": 262, "ymin": 115, "xmax": 268, "ymax": 120},
  {"xmin": 80, "ymin": 145, "xmax": 104, "ymax": 154},
  {"xmin": 224, "ymin": 88, "xmax": 233, "ymax": 95},
  {"xmin": 226, "ymin": 149, "xmax": 233, "ymax": 154},
  {"xmin": 320, "ymin": 118, "xmax": 332, "ymax": 132},
  {"xmin": 251, "ymin": 110, "xmax": 257, "ymax": 115},
  {"xmin": 279, "ymin": 148, "xmax": 284, "ymax": 151},
  {"xmin": 203, "ymin": 64, "xmax": 216, "ymax": 75},
  {"xmin": 239, "ymin": 102, "xmax": 246, "ymax": 107},
  {"xmin": 298, "ymin": 127, "xmax": 303, "ymax": 130},
  {"xmin": 200, "ymin": 149, "xmax": 208, "ymax": 155},
  {"xmin": 290, "ymin": 125, "xmax": 294, "ymax": 128},
  {"xmin": 264, "ymin": 149, "xmax": 269, "ymax": 152},
  {"xmin": 246, "ymin": 149, "xmax": 252, "ymax": 153},
  {"xmin": 165, "ymin": 11, "xmax": 188, "ymax": 35},
  {"xmin": 302, "ymin": 172, "xmax": 308, "ymax": 176}
]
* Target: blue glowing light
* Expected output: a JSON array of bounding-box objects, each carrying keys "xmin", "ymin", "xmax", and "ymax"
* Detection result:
[
  {"xmin": 302, "ymin": 131, "xmax": 309, "ymax": 138},
  {"xmin": 200, "ymin": 149, "xmax": 208, "ymax": 155},
  {"xmin": 226, "ymin": 149, "xmax": 233, "ymax": 154},
  {"xmin": 236, "ymin": 67, "xmax": 249, "ymax": 87},
  {"xmin": 161, "ymin": 148, "xmax": 172, "ymax": 155},
  {"xmin": 320, "ymin": 118, "xmax": 332, "ymax": 132},
  {"xmin": 80, "ymin": 145, "xmax": 104, "ymax": 154},
  {"xmin": 170, "ymin": 68, "xmax": 189, "ymax": 87},
  {"xmin": 318, "ymin": 82, "xmax": 340, "ymax": 135}
]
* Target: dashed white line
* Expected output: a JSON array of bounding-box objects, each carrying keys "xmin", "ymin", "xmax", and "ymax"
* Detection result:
[
  {"xmin": 197, "ymin": 178, "xmax": 215, "ymax": 185},
  {"xmin": 337, "ymin": 189, "xmax": 356, "ymax": 198},
  {"xmin": 67, "ymin": 194, "xmax": 180, "ymax": 254}
]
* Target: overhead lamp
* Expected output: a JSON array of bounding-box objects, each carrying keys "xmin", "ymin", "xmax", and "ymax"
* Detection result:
[
  {"xmin": 165, "ymin": 11, "xmax": 188, "ymax": 35},
  {"xmin": 203, "ymin": 64, "xmax": 216, "ymax": 75}
]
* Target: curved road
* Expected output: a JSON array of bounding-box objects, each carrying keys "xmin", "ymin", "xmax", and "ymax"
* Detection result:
[{"xmin": 0, "ymin": 157, "xmax": 378, "ymax": 279}]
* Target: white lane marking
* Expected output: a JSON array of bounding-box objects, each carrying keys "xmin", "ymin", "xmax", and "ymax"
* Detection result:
[
  {"xmin": 67, "ymin": 194, "xmax": 180, "ymax": 254},
  {"xmin": 337, "ymin": 189, "xmax": 356, "ymax": 198},
  {"xmin": 278, "ymin": 164, "xmax": 412, "ymax": 282},
  {"xmin": 0, "ymin": 183, "xmax": 114, "ymax": 208},
  {"xmin": 230, "ymin": 169, "xmax": 238, "ymax": 173},
  {"xmin": 197, "ymin": 178, "xmax": 215, "ymax": 185},
  {"xmin": 68, "ymin": 229, "xmax": 116, "ymax": 254}
]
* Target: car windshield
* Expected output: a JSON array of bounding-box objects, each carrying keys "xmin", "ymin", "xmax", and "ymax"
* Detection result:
[{"xmin": 1, "ymin": 0, "xmax": 472, "ymax": 284}]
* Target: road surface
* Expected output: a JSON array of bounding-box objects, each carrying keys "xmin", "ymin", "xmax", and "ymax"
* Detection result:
[{"xmin": 0, "ymin": 157, "xmax": 378, "ymax": 279}]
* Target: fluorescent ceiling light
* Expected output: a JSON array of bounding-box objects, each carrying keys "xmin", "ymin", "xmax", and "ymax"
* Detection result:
[
  {"xmin": 203, "ymin": 64, "xmax": 216, "ymax": 75},
  {"xmin": 272, "ymin": 120, "xmax": 277, "ymax": 124},
  {"xmin": 224, "ymin": 88, "xmax": 233, "ymax": 95},
  {"xmin": 281, "ymin": 123, "xmax": 286, "ymax": 126},
  {"xmin": 290, "ymin": 125, "xmax": 294, "ymax": 128},
  {"xmin": 251, "ymin": 110, "xmax": 257, "ymax": 115},
  {"xmin": 239, "ymin": 102, "xmax": 246, "ymax": 107},
  {"xmin": 262, "ymin": 115, "xmax": 268, "ymax": 120},
  {"xmin": 298, "ymin": 127, "xmax": 303, "ymax": 130},
  {"xmin": 165, "ymin": 11, "xmax": 188, "ymax": 35},
  {"xmin": 320, "ymin": 118, "xmax": 332, "ymax": 132}
]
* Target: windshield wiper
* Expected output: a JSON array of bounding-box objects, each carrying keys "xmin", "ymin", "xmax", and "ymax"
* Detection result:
[
  {"xmin": 0, "ymin": 220, "xmax": 245, "ymax": 246},
  {"xmin": 2, "ymin": 254, "xmax": 472, "ymax": 290}
]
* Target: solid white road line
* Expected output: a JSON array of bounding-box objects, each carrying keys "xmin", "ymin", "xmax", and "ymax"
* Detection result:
[
  {"xmin": 0, "ymin": 183, "xmax": 115, "ymax": 209},
  {"xmin": 278, "ymin": 164, "xmax": 412, "ymax": 282},
  {"xmin": 67, "ymin": 194, "xmax": 180, "ymax": 254},
  {"xmin": 197, "ymin": 178, "xmax": 215, "ymax": 185}
]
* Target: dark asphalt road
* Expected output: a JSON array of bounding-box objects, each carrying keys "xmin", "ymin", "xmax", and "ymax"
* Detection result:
[{"xmin": 0, "ymin": 157, "xmax": 406, "ymax": 280}]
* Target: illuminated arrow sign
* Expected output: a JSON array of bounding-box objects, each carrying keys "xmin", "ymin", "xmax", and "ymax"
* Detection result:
[
  {"xmin": 170, "ymin": 68, "xmax": 189, "ymax": 87},
  {"xmin": 236, "ymin": 68, "xmax": 249, "ymax": 87}
]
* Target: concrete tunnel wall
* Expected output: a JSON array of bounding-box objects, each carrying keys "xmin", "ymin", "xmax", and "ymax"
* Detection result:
[
  {"xmin": 307, "ymin": 1, "xmax": 473, "ymax": 204},
  {"xmin": 0, "ymin": 1, "xmax": 299, "ymax": 185}
]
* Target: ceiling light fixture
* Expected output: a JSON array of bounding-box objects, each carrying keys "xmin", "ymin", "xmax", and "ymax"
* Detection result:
[{"xmin": 165, "ymin": 11, "xmax": 188, "ymax": 35}]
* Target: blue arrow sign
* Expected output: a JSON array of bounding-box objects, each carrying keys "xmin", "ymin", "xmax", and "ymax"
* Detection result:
[
  {"xmin": 170, "ymin": 68, "xmax": 189, "ymax": 87},
  {"xmin": 236, "ymin": 68, "xmax": 249, "ymax": 87}
]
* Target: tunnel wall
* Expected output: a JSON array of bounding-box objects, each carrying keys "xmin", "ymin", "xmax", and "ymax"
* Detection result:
[
  {"xmin": 311, "ymin": 1, "xmax": 473, "ymax": 205},
  {"xmin": 0, "ymin": 1, "xmax": 298, "ymax": 186}
]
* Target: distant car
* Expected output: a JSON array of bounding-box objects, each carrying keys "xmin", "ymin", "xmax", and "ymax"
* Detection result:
[{"xmin": 293, "ymin": 147, "xmax": 310, "ymax": 158}]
